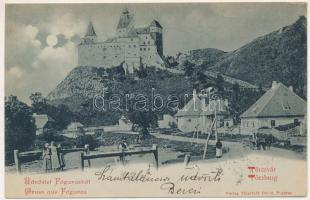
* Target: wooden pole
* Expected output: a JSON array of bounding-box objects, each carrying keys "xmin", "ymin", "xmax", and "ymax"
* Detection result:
[
  {"xmin": 85, "ymin": 144, "xmax": 91, "ymax": 168},
  {"xmin": 215, "ymin": 108, "xmax": 218, "ymax": 142},
  {"xmin": 120, "ymin": 149, "xmax": 125, "ymax": 166},
  {"xmin": 184, "ymin": 154, "xmax": 191, "ymax": 166},
  {"xmin": 80, "ymin": 152, "xmax": 84, "ymax": 171},
  {"xmin": 14, "ymin": 150, "xmax": 21, "ymax": 174},
  {"xmin": 152, "ymin": 144, "xmax": 159, "ymax": 169}
]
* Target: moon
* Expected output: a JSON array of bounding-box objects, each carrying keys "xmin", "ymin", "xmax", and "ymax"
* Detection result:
[{"xmin": 46, "ymin": 35, "xmax": 58, "ymax": 47}]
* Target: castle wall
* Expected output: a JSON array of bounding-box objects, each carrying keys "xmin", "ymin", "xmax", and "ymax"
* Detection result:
[{"xmin": 78, "ymin": 23, "xmax": 164, "ymax": 70}]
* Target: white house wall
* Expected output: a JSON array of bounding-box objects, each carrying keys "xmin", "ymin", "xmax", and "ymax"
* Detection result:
[{"xmin": 240, "ymin": 116, "xmax": 304, "ymax": 135}]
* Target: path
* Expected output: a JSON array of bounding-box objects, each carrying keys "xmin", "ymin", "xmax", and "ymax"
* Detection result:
[
  {"xmin": 150, "ymin": 132, "xmax": 306, "ymax": 161},
  {"xmin": 150, "ymin": 132, "xmax": 238, "ymax": 147}
]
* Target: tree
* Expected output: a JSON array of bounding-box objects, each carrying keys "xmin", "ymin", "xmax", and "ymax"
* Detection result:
[
  {"xmin": 215, "ymin": 74, "xmax": 224, "ymax": 92},
  {"xmin": 136, "ymin": 63, "xmax": 147, "ymax": 78},
  {"xmin": 183, "ymin": 60, "xmax": 195, "ymax": 77},
  {"xmin": 230, "ymin": 83, "xmax": 241, "ymax": 122},
  {"xmin": 5, "ymin": 95, "xmax": 36, "ymax": 164},
  {"xmin": 30, "ymin": 92, "xmax": 73, "ymax": 131},
  {"xmin": 29, "ymin": 92, "xmax": 48, "ymax": 114},
  {"xmin": 127, "ymin": 111, "xmax": 158, "ymax": 136}
]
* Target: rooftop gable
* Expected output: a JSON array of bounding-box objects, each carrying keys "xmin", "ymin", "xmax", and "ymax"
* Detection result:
[{"xmin": 241, "ymin": 82, "xmax": 306, "ymax": 118}]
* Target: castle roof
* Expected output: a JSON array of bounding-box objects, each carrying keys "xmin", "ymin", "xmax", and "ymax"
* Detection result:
[
  {"xmin": 150, "ymin": 20, "xmax": 162, "ymax": 28},
  {"xmin": 240, "ymin": 82, "xmax": 306, "ymax": 118},
  {"xmin": 132, "ymin": 27, "xmax": 149, "ymax": 34},
  {"xmin": 85, "ymin": 21, "xmax": 96, "ymax": 37},
  {"xmin": 117, "ymin": 8, "xmax": 134, "ymax": 29}
]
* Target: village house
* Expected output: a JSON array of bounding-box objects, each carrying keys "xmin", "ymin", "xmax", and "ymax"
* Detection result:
[
  {"xmin": 175, "ymin": 90, "xmax": 232, "ymax": 133},
  {"xmin": 158, "ymin": 114, "xmax": 177, "ymax": 129},
  {"xmin": 240, "ymin": 81, "xmax": 307, "ymax": 135},
  {"xmin": 63, "ymin": 122, "xmax": 85, "ymax": 138},
  {"xmin": 33, "ymin": 113, "xmax": 55, "ymax": 135},
  {"xmin": 118, "ymin": 115, "xmax": 133, "ymax": 131}
]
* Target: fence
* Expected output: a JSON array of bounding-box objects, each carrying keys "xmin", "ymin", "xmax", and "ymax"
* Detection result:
[
  {"xmin": 80, "ymin": 144, "xmax": 159, "ymax": 171},
  {"xmin": 13, "ymin": 146, "xmax": 89, "ymax": 174}
]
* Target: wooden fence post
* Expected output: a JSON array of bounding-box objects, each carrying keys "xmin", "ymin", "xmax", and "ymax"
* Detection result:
[
  {"xmin": 152, "ymin": 144, "xmax": 159, "ymax": 169},
  {"xmin": 120, "ymin": 149, "xmax": 125, "ymax": 166},
  {"xmin": 80, "ymin": 152, "xmax": 84, "ymax": 171},
  {"xmin": 85, "ymin": 144, "xmax": 91, "ymax": 168},
  {"xmin": 14, "ymin": 150, "xmax": 21, "ymax": 174},
  {"xmin": 184, "ymin": 153, "xmax": 191, "ymax": 166}
]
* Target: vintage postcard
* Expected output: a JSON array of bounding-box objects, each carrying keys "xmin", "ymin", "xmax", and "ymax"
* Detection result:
[{"xmin": 4, "ymin": 2, "xmax": 308, "ymax": 198}]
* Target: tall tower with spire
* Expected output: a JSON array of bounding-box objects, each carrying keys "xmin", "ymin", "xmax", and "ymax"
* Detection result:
[
  {"xmin": 116, "ymin": 8, "xmax": 134, "ymax": 37},
  {"xmin": 82, "ymin": 21, "xmax": 97, "ymax": 43}
]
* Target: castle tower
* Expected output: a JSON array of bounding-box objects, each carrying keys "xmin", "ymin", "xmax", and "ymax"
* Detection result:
[
  {"xmin": 116, "ymin": 8, "xmax": 135, "ymax": 37},
  {"xmin": 149, "ymin": 20, "xmax": 163, "ymax": 57},
  {"xmin": 83, "ymin": 21, "xmax": 97, "ymax": 43}
]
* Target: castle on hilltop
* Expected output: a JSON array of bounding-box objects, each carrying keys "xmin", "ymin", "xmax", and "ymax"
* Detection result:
[{"xmin": 78, "ymin": 8, "xmax": 164, "ymax": 73}]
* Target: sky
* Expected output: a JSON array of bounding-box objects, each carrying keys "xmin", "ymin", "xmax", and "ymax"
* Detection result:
[{"xmin": 5, "ymin": 3, "xmax": 306, "ymax": 104}]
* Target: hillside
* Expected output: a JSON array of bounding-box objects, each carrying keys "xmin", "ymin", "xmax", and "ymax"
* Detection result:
[
  {"xmin": 47, "ymin": 16, "xmax": 306, "ymax": 122},
  {"xmin": 186, "ymin": 48, "xmax": 226, "ymax": 67},
  {"xmin": 194, "ymin": 16, "xmax": 307, "ymax": 98},
  {"xmin": 48, "ymin": 66, "xmax": 106, "ymax": 101},
  {"xmin": 47, "ymin": 66, "xmax": 194, "ymax": 113}
]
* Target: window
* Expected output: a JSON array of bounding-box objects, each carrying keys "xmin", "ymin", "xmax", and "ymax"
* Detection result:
[
  {"xmin": 148, "ymin": 48, "xmax": 150, "ymax": 51},
  {"xmin": 282, "ymin": 101, "xmax": 291, "ymax": 110},
  {"xmin": 148, "ymin": 41, "xmax": 150, "ymax": 44},
  {"xmin": 128, "ymin": 45, "xmax": 131, "ymax": 48},
  {"xmin": 271, "ymin": 120, "xmax": 276, "ymax": 127}
]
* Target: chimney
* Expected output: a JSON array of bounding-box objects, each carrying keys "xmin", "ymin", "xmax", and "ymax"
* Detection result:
[
  {"xmin": 272, "ymin": 81, "xmax": 278, "ymax": 89},
  {"xmin": 289, "ymin": 86, "xmax": 293, "ymax": 92}
]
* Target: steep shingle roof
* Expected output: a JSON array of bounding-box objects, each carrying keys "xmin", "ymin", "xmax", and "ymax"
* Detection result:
[
  {"xmin": 241, "ymin": 82, "xmax": 306, "ymax": 118},
  {"xmin": 150, "ymin": 20, "xmax": 162, "ymax": 28},
  {"xmin": 117, "ymin": 8, "xmax": 134, "ymax": 29},
  {"xmin": 85, "ymin": 21, "xmax": 96, "ymax": 37},
  {"xmin": 175, "ymin": 95, "xmax": 203, "ymax": 117},
  {"xmin": 67, "ymin": 122, "xmax": 84, "ymax": 130},
  {"xmin": 200, "ymin": 100, "xmax": 229, "ymax": 116}
]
